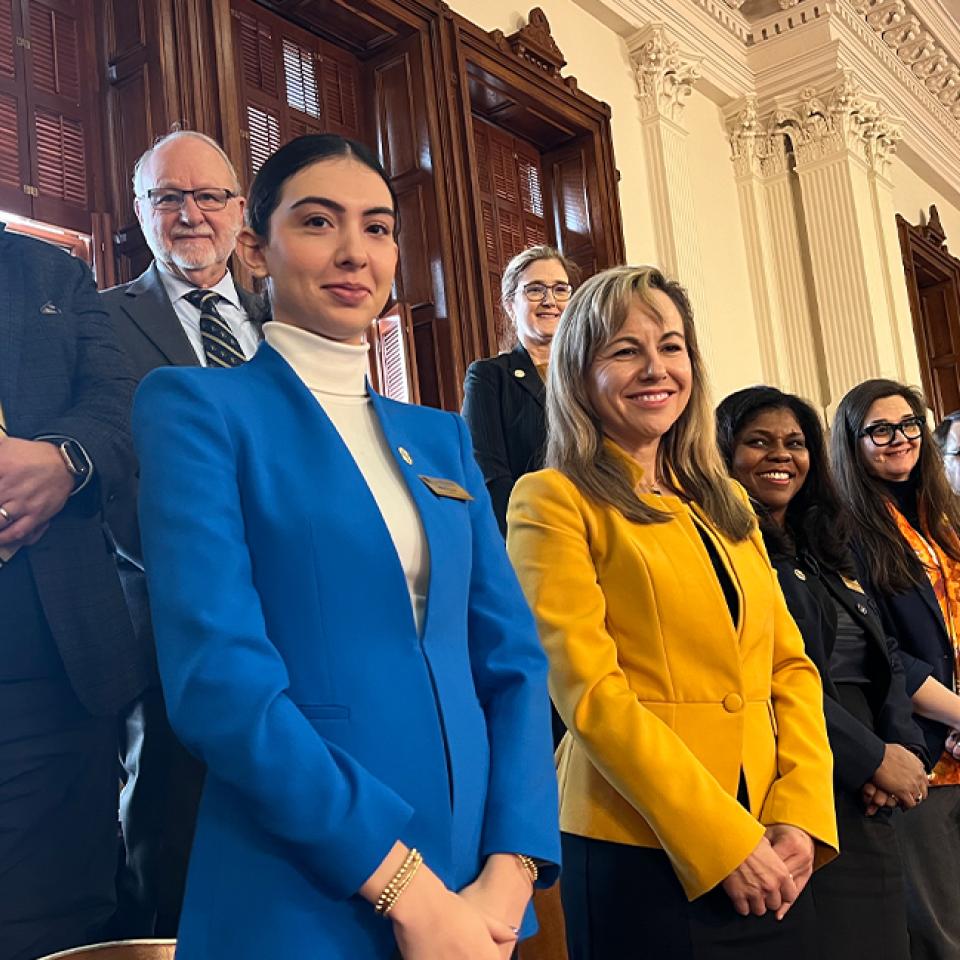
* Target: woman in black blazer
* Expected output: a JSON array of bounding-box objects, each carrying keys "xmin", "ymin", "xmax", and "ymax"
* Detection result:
[
  {"xmin": 718, "ymin": 386, "xmax": 928, "ymax": 960},
  {"xmin": 462, "ymin": 246, "xmax": 578, "ymax": 536},
  {"xmin": 832, "ymin": 379, "xmax": 960, "ymax": 960}
]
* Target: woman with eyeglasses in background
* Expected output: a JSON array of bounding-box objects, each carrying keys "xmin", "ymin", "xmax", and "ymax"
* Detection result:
[
  {"xmin": 462, "ymin": 246, "xmax": 578, "ymax": 538},
  {"xmin": 832, "ymin": 379, "xmax": 960, "ymax": 960}
]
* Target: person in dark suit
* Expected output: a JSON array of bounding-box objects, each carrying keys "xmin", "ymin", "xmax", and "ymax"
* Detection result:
[
  {"xmin": 100, "ymin": 129, "xmax": 268, "ymax": 938},
  {"xmin": 0, "ymin": 224, "xmax": 151, "ymax": 960},
  {"xmin": 462, "ymin": 245, "xmax": 578, "ymax": 537},
  {"xmin": 132, "ymin": 133, "xmax": 559, "ymax": 960},
  {"xmin": 718, "ymin": 385, "xmax": 928, "ymax": 960},
  {"xmin": 832, "ymin": 379, "xmax": 960, "ymax": 960}
]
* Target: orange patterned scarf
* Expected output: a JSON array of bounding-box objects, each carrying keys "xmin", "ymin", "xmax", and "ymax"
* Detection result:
[{"xmin": 891, "ymin": 504, "xmax": 960, "ymax": 785}]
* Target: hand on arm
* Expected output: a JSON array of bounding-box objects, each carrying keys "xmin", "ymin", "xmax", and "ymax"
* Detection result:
[
  {"xmin": 0, "ymin": 436, "xmax": 74, "ymax": 546},
  {"xmin": 360, "ymin": 842, "xmax": 514, "ymax": 960}
]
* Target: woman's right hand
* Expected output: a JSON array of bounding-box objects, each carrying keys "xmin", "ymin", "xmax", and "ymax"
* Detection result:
[
  {"xmin": 871, "ymin": 742, "xmax": 928, "ymax": 808},
  {"xmin": 390, "ymin": 866, "xmax": 515, "ymax": 960},
  {"xmin": 721, "ymin": 835, "xmax": 798, "ymax": 918}
]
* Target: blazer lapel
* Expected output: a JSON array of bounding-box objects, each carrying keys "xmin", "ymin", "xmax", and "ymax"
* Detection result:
[
  {"xmin": 508, "ymin": 344, "xmax": 545, "ymax": 408},
  {"xmin": 123, "ymin": 263, "xmax": 199, "ymax": 367},
  {"xmin": 0, "ymin": 225, "xmax": 23, "ymax": 423}
]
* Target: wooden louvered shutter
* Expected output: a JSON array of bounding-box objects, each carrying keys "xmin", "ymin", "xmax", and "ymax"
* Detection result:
[
  {"xmin": 23, "ymin": 0, "xmax": 93, "ymax": 232},
  {"xmin": 231, "ymin": 0, "xmax": 364, "ymax": 184},
  {"xmin": 0, "ymin": 0, "xmax": 29, "ymax": 218},
  {"xmin": 373, "ymin": 304, "xmax": 419, "ymax": 404},
  {"xmin": 232, "ymin": 3, "xmax": 283, "ymax": 178},
  {"xmin": 472, "ymin": 117, "xmax": 550, "ymax": 352},
  {"xmin": 544, "ymin": 140, "xmax": 599, "ymax": 279}
]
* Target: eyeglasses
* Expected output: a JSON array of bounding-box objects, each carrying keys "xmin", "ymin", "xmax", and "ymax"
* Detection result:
[
  {"xmin": 522, "ymin": 282, "xmax": 573, "ymax": 303},
  {"xmin": 141, "ymin": 187, "xmax": 238, "ymax": 211},
  {"xmin": 858, "ymin": 416, "xmax": 924, "ymax": 447},
  {"xmin": 943, "ymin": 450, "xmax": 960, "ymax": 458}
]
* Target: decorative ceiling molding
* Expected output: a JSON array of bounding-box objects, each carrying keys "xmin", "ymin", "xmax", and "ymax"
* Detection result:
[
  {"xmin": 851, "ymin": 0, "xmax": 960, "ymax": 120},
  {"xmin": 726, "ymin": 97, "xmax": 790, "ymax": 176},
  {"xmin": 629, "ymin": 23, "xmax": 704, "ymax": 121}
]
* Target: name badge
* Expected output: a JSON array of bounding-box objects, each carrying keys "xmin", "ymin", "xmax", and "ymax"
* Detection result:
[
  {"xmin": 419, "ymin": 475, "xmax": 474, "ymax": 502},
  {"xmin": 841, "ymin": 576, "xmax": 865, "ymax": 595}
]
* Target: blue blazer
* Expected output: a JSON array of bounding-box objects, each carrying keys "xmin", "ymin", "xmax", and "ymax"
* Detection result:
[{"xmin": 132, "ymin": 343, "xmax": 560, "ymax": 960}]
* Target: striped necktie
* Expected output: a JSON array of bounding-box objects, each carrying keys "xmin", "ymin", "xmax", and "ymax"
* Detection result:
[{"xmin": 184, "ymin": 289, "xmax": 247, "ymax": 368}]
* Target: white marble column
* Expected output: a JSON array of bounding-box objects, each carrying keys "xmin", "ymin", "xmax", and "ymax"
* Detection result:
[
  {"xmin": 726, "ymin": 98, "xmax": 824, "ymax": 404},
  {"xmin": 775, "ymin": 73, "xmax": 909, "ymax": 407},
  {"xmin": 628, "ymin": 25, "xmax": 712, "ymax": 351}
]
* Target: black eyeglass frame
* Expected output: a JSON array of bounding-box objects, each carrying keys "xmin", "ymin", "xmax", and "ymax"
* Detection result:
[
  {"xmin": 858, "ymin": 416, "xmax": 925, "ymax": 447},
  {"xmin": 140, "ymin": 187, "xmax": 239, "ymax": 211},
  {"xmin": 521, "ymin": 281, "xmax": 574, "ymax": 304}
]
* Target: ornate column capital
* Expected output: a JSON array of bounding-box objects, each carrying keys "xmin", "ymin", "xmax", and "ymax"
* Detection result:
[
  {"xmin": 629, "ymin": 24, "xmax": 703, "ymax": 124},
  {"xmin": 772, "ymin": 72, "xmax": 902, "ymax": 174},
  {"xmin": 726, "ymin": 97, "xmax": 788, "ymax": 179}
]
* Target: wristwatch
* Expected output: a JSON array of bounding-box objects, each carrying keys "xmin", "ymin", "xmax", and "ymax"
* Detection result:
[{"xmin": 55, "ymin": 439, "xmax": 91, "ymax": 489}]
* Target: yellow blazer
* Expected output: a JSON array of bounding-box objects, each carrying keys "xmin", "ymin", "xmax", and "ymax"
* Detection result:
[{"xmin": 507, "ymin": 458, "xmax": 838, "ymax": 900}]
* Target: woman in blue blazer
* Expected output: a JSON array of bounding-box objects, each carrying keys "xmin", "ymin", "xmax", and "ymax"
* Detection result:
[{"xmin": 132, "ymin": 134, "xmax": 559, "ymax": 960}]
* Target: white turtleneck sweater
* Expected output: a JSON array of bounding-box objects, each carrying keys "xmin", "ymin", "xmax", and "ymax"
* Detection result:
[{"xmin": 263, "ymin": 321, "xmax": 430, "ymax": 633}]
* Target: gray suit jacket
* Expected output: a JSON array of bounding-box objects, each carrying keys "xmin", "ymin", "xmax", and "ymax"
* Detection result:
[
  {"xmin": 102, "ymin": 263, "xmax": 269, "ymax": 566},
  {"xmin": 0, "ymin": 223, "xmax": 152, "ymax": 715}
]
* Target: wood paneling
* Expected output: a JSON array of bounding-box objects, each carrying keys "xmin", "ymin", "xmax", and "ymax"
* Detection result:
[{"xmin": 898, "ymin": 207, "xmax": 960, "ymax": 421}]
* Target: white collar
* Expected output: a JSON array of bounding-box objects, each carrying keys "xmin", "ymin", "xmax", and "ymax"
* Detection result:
[
  {"xmin": 156, "ymin": 261, "xmax": 242, "ymax": 311},
  {"xmin": 263, "ymin": 321, "xmax": 369, "ymax": 398}
]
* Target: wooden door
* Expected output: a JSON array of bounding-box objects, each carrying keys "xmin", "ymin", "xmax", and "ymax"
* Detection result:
[{"xmin": 898, "ymin": 207, "xmax": 960, "ymax": 421}]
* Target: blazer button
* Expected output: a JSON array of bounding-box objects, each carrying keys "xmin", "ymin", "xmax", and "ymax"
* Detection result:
[{"xmin": 723, "ymin": 693, "xmax": 744, "ymax": 712}]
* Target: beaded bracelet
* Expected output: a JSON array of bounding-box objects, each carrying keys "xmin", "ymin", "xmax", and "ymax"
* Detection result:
[
  {"xmin": 375, "ymin": 847, "xmax": 423, "ymax": 917},
  {"xmin": 516, "ymin": 854, "xmax": 539, "ymax": 885}
]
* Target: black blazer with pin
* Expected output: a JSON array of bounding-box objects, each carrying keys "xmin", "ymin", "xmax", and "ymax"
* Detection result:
[
  {"xmin": 462, "ymin": 343, "xmax": 546, "ymax": 536},
  {"xmin": 0, "ymin": 223, "xmax": 151, "ymax": 715},
  {"xmin": 770, "ymin": 545, "xmax": 928, "ymax": 790},
  {"xmin": 851, "ymin": 541, "xmax": 953, "ymax": 765}
]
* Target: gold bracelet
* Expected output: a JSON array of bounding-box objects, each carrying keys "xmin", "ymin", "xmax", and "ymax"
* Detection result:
[
  {"xmin": 375, "ymin": 848, "xmax": 423, "ymax": 916},
  {"xmin": 516, "ymin": 854, "xmax": 538, "ymax": 885}
]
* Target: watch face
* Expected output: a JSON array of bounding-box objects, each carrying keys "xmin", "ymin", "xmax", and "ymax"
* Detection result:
[{"xmin": 61, "ymin": 441, "xmax": 89, "ymax": 477}]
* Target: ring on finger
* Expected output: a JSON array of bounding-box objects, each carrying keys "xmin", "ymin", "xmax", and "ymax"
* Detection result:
[{"xmin": 0, "ymin": 504, "xmax": 9, "ymax": 523}]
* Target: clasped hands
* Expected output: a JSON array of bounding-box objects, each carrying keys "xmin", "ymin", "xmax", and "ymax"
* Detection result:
[
  {"xmin": 0, "ymin": 436, "xmax": 75, "ymax": 549},
  {"xmin": 391, "ymin": 852, "xmax": 532, "ymax": 960},
  {"xmin": 861, "ymin": 743, "xmax": 928, "ymax": 816},
  {"xmin": 722, "ymin": 824, "xmax": 814, "ymax": 920}
]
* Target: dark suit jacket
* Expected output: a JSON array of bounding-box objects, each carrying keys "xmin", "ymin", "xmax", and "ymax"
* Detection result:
[
  {"xmin": 101, "ymin": 262, "xmax": 268, "ymax": 565},
  {"xmin": 769, "ymin": 546, "xmax": 928, "ymax": 791},
  {"xmin": 852, "ymin": 541, "xmax": 952, "ymax": 764},
  {"xmin": 0, "ymin": 223, "xmax": 151, "ymax": 716},
  {"xmin": 461, "ymin": 343, "xmax": 546, "ymax": 535}
]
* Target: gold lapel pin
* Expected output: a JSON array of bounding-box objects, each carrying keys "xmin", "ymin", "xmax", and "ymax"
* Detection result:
[
  {"xmin": 514, "ymin": 369, "xmax": 526, "ymax": 378},
  {"xmin": 398, "ymin": 446, "xmax": 413, "ymax": 465},
  {"xmin": 794, "ymin": 568, "xmax": 807, "ymax": 581}
]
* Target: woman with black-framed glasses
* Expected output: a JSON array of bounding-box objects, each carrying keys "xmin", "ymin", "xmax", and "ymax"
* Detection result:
[
  {"xmin": 462, "ymin": 246, "xmax": 579, "ymax": 538},
  {"xmin": 832, "ymin": 378, "xmax": 960, "ymax": 960}
]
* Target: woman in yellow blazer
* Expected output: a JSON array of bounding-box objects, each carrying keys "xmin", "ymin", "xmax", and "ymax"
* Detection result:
[{"xmin": 506, "ymin": 265, "xmax": 838, "ymax": 960}]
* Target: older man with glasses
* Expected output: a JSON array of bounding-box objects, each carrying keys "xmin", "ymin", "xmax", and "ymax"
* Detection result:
[{"xmin": 101, "ymin": 130, "xmax": 269, "ymax": 939}]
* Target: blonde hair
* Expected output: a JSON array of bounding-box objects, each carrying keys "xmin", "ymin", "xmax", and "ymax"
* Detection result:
[{"xmin": 546, "ymin": 265, "xmax": 754, "ymax": 539}]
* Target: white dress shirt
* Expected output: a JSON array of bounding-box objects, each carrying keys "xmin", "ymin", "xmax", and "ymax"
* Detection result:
[
  {"xmin": 155, "ymin": 262, "xmax": 261, "ymax": 365},
  {"xmin": 263, "ymin": 321, "xmax": 430, "ymax": 632}
]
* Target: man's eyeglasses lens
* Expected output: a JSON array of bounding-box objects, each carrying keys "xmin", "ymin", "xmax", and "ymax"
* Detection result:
[
  {"xmin": 861, "ymin": 418, "xmax": 924, "ymax": 446},
  {"xmin": 523, "ymin": 282, "xmax": 573, "ymax": 303},
  {"xmin": 146, "ymin": 188, "xmax": 234, "ymax": 211}
]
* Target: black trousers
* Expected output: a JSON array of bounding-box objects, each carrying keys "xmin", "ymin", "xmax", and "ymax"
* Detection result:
[
  {"xmin": 0, "ymin": 551, "xmax": 117, "ymax": 960},
  {"xmin": 896, "ymin": 782, "xmax": 960, "ymax": 960},
  {"xmin": 810, "ymin": 684, "xmax": 910, "ymax": 960},
  {"xmin": 561, "ymin": 833, "xmax": 818, "ymax": 960}
]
